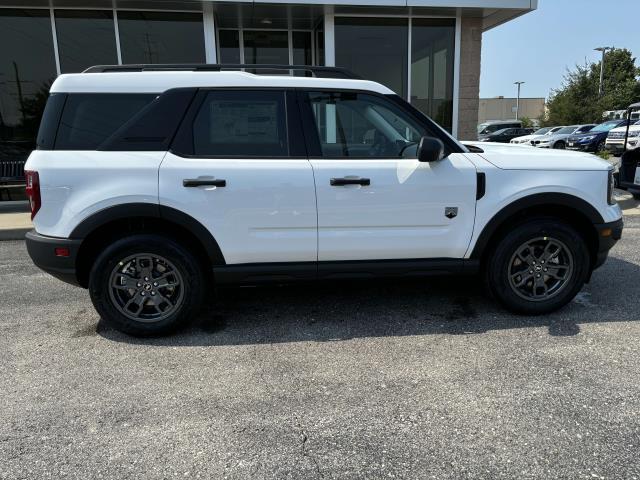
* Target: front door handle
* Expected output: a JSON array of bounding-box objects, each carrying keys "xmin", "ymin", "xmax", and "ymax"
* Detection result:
[
  {"xmin": 183, "ymin": 178, "xmax": 226, "ymax": 187},
  {"xmin": 330, "ymin": 177, "xmax": 370, "ymax": 186}
]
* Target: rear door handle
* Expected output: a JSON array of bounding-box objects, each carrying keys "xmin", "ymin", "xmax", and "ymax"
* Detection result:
[
  {"xmin": 183, "ymin": 178, "xmax": 226, "ymax": 187},
  {"xmin": 330, "ymin": 177, "xmax": 371, "ymax": 186}
]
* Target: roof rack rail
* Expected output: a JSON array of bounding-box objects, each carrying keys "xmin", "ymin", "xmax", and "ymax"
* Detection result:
[{"xmin": 83, "ymin": 64, "xmax": 361, "ymax": 79}]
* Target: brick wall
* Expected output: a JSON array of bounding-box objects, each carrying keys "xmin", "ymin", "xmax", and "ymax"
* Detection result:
[{"xmin": 457, "ymin": 17, "xmax": 482, "ymax": 141}]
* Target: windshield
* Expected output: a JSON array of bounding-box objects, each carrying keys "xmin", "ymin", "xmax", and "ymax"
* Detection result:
[
  {"xmin": 590, "ymin": 121, "xmax": 622, "ymax": 133},
  {"xmin": 555, "ymin": 126, "xmax": 578, "ymax": 135},
  {"xmin": 533, "ymin": 127, "xmax": 551, "ymax": 135}
]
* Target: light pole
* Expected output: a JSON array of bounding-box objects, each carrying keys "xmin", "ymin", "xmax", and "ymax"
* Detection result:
[
  {"xmin": 594, "ymin": 47, "xmax": 611, "ymax": 97},
  {"xmin": 514, "ymin": 81, "xmax": 525, "ymax": 120}
]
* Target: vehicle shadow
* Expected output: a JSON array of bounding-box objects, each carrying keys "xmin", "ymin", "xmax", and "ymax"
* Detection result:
[{"xmin": 95, "ymin": 256, "xmax": 640, "ymax": 346}]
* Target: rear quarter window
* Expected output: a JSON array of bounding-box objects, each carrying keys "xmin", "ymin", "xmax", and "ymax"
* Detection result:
[{"xmin": 54, "ymin": 93, "xmax": 156, "ymax": 150}]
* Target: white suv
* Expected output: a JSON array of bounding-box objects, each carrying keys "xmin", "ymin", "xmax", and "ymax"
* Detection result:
[{"xmin": 24, "ymin": 65, "xmax": 623, "ymax": 336}]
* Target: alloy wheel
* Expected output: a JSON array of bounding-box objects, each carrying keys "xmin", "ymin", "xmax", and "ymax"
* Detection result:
[
  {"xmin": 108, "ymin": 254, "xmax": 185, "ymax": 322},
  {"xmin": 508, "ymin": 237, "xmax": 574, "ymax": 302}
]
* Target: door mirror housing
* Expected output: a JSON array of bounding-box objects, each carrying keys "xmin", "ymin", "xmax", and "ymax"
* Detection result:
[{"xmin": 417, "ymin": 136, "xmax": 445, "ymax": 162}]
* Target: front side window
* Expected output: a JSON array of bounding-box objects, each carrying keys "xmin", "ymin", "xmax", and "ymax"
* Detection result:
[
  {"xmin": 192, "ymin": 91, "xmax": 288, "ymax": 157},
  {"xmin": 305, "ymin": 92, "xmax": 426, "ymax": 158}
]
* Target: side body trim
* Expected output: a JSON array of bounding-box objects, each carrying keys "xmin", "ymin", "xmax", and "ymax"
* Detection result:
[{"xmin": 213, "ymin": 258, "xmax": 480, "ymax": 285}]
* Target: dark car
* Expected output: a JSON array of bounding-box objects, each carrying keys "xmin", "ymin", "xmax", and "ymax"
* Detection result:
[
  {"xmin": 479, "ymin": 127, "xmax": 534, "ymax": 143},
  {"xmin": 566, "ymin": 119, "xmax": 628, "ymax": 153}
]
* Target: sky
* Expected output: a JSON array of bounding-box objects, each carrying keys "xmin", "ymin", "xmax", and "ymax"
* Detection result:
[{"xmin": 480, "ymin": 0, "xmax": 640, "ymax": 100}]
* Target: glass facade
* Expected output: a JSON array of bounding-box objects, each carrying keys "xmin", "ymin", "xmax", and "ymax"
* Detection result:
[
  {"xmin": 335, "ymin": 17, "xmax": 456, "ymax": 132},
  {"xmin": 118, "ymin": 11, "xmax": 205, "ymax": 64},
  {"xmin": 0, "ymin": 9, "xmax": 57, "ymax": 164},
  {"xmin": 411, "ymin": 19, "xmax": 455, "ymax": 131},
  {"xmin": 218, "ymin": 30, "xmax": 240, "ymax": 64},
  {"xmin": 335, "ymin": 17, "xmax": 408, "ymax": 100},
  {"xmin": 0, "ymin": 7, "xmax": 460, "ymax": 170},
  {"xmin": 55, "ymin": 10, "xmax": 118, "ymax": 73},
  {"xmin": 243, "ymin": 30, "xmax": 289, "ymax": 65}
]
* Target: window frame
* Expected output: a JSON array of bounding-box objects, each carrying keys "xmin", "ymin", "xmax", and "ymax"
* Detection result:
[
  {"xmin": 296, "ymin": 89, "xmax": 462, "ymax": 159},
  {"xmin": 170, "ymin": 88, "xmax": 305, "ymax": 159}
]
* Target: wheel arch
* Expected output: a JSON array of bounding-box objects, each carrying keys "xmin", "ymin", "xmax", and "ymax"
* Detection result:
[
  {"xmin": 470, "ymin": 193, "xmax": 603, "ymax": 267},
  {"xmin": 72, "ymin": 203, "xmax": 225, "ymax": 288}
]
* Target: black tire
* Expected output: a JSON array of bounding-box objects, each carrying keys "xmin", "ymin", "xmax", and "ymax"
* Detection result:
[
  {"xmin": 89, "ymin": 234, "xmax": 206, "ymax": 336},
  {"xmin": 553, "ymin": 141, "xmax": 566, "ymax": 150},
  {"xmin": 484, "ymin": 218, "xmax": 590, "ymax": 315}
]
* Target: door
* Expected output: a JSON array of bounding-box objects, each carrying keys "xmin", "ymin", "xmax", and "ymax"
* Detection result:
[
  {"xmin": 300, "ymin": 90, "xmax": 477, "ymax": 262},
  {"xmin": 160, "ymin": 90, "xmax": 317, "ymax": 265}
]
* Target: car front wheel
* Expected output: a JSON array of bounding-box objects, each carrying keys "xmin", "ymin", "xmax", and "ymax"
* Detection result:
[
  {"xmin": 89, "ymin": 234, "xmax": 206, "ymax": 336},
  {"xmin": 485, "ymin": 218, "xmax": 590, "ymax": 315}
]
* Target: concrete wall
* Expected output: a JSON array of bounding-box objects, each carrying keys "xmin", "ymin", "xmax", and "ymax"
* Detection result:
[
  {"xmin": 478, "ymin": 97, "xmax": 546, "ymax": 123},
  {"xmin": 456, "ymin": 16, "xmax": 482, "ymax": 141}
]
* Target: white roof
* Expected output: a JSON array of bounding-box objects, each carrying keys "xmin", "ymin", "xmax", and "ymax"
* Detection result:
[{"xmin": 50, "ymin": 71, "xmax": 395, "ymax": 95}]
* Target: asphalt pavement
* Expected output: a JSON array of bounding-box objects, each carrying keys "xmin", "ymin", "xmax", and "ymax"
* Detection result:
[{"xmin": 1, "ymin": 217, "xmax": 639, "ymax": 479}]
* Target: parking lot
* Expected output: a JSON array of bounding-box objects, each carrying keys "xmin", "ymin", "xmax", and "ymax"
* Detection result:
[{"xmin": 1, "ymin": 202, "xmax": 639, "ymax": 479}]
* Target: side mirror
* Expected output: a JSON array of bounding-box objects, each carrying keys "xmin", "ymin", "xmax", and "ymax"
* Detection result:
[{"xmin": 417, "ymin": 136, "xmax": 445, "ymax": 162}]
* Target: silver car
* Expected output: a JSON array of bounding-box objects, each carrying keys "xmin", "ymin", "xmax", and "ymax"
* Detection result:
[{"xmin": 531, "ymin": 124, "xmax": 596, "ymax": 149}]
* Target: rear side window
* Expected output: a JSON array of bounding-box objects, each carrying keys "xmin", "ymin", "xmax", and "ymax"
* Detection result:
[
  {"xmin": 55, "ymin": 94, "xmax": 155, "ymax": 150},
  {"xmin": 192, "ymin": 91, "xmax": 288, "ymax": 157}
]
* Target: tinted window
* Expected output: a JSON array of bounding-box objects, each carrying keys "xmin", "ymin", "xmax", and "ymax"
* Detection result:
[
  {"xmin": 55, "ymin": 10, "xmax": 117, "ymax": 73},
  {"xmin": 0, "ymin": 9, "xmax": 57, "ymax": 165},
  {"xmin": 55, "ymin": 94, "xmax": 155, "ymax": 150},
  {"xmin": 410, "ymin": 19, "xmax": 455, "ymax": 132},
  {"xmin": 218, "ymin": 30, "xmax": 240, "ymax": 63},
  {"xmin": 118, "ymin": 11, "xmax": 205, "ymax": 64},
  {"xmin": 192, "ymin": 91, "xmax": 288, "ymax": 157},
  {"xmin": 336, "ymin": 18, "xmax": 408, "ymax": 99},
  {"xmin": 306, "ymin": 91, "xmax": 426, "ymax": 158}
]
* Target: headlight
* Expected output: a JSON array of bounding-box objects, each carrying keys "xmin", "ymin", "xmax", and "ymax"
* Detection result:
[{"xmin": 607, "ymin": 169, "xmax": 616, "ymax": 205}]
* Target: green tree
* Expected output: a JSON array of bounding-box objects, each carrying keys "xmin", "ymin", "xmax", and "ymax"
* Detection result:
[
  {"xmin": 519, "ymin": 116, "xmax": 534, "ymax": 128},
  {"xmin": 545, "ymin": 48, "xmax": 640, "ymax": 125}
]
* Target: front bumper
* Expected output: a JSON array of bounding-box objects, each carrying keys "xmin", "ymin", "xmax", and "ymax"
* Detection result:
[
  {"xmin": 25, "ymin": 230, "xmax": 82, "ymax": 286},
  {"xmin": 593, "ymin": 218, "xmax": 624, "ymax": 270},
  {"xmin": 567, "ymin": 142, "xmax": 596, "ymax": 152}
]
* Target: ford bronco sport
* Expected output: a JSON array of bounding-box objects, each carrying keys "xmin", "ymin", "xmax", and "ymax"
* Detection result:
[{"xmin": 24, "ymin": 64, "xmax": 623, "ymax": 336}]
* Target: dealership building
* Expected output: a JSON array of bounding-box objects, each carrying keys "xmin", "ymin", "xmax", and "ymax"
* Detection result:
[{"xmin": 0, "ymin": 0, "xmax": 536, "ymax": 165}]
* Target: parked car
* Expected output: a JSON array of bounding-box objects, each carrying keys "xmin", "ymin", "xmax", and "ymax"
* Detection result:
[
  {"xmin": 478, "ymin": 127, "xmax": 534, "ymax": 143},
  {"xmin": 510, "ymin": 126, "xmax": 563, "ymax": 145},
  {"xmin": 24, "ymin": 64, "xmax": 622, "ymax": 336},
  {"xmin": 615, "ymin": 102, "xmax": 640, "ymax": 199},
  {"xmin": 605, "ymin": 120, "xmax": 640, "ymax": 155},
  {"xmin": 566, "ymin": 119, "xmax": 629, "ymax": 153},
  {"xmin": 531, "ymin": 125, "xmax": 596, "ymax": 149},
  {"xmin": 477, "ymin": 120, "xmax": 522, "ymax": 137}
]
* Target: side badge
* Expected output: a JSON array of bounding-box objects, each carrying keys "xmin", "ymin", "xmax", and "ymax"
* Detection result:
[{"xmin": 445, "ymin": 207, "xmax": 458, "ymax": 219}]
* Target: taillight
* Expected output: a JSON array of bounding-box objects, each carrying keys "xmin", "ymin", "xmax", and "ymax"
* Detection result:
[{"xmin": 25, "ymin": 170, "xmax": 41, "ymax": 220}]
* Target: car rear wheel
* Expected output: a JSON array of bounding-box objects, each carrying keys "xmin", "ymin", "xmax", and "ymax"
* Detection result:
[
  {"xmin": 485, "ymin": 218, "xmax": 590, "ymax": 315},
  {"xmin": 89, "ymin": 234, "xmax": 206, "ymax": 336}
]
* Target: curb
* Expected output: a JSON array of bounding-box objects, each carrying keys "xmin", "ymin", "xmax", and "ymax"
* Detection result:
[{"xmin": 0, "ymin": 228, "xmax": 30, "ymax": 241}]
